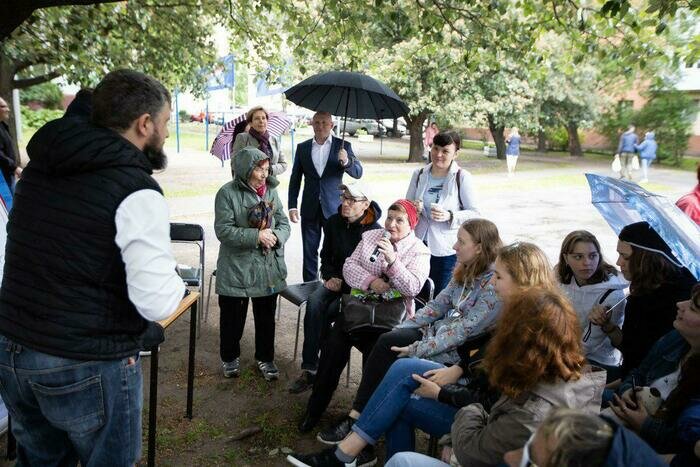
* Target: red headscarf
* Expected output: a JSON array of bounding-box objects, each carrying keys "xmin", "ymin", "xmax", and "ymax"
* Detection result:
[{"xmin": 393, "ymin": 199, "xmax": 418, "ymax": 229}]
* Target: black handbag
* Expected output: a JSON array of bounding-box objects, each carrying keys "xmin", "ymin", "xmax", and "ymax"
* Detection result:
[{"xmin": 341, "ymin": 293, "xmax": 406, "ymax": 333}]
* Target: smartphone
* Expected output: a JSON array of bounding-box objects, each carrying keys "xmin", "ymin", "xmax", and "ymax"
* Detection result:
[{"xmin": 630, "ymin": 375, "xmax": 639, "ymax": 406}]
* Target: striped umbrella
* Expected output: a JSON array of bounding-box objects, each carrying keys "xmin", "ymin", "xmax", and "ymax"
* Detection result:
[{"xmin": 210, "ymin": 111, "xmax": 293, "ymax": 163}]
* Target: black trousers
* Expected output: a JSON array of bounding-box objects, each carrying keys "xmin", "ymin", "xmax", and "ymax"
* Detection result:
[
  {"xmin": 301, "ymin": 214, "xmax": 327, "ymax": 282},
  {"xmin": 351, "ymin": 327, "xmax": 423, "ymax": 413},
  {"xmin": 219, "ymin": 294, "xmax": 278, "ymax": 363},
  {"xmin": 306, "ymin": 314, "xmax": 387, "ymax": 419}
]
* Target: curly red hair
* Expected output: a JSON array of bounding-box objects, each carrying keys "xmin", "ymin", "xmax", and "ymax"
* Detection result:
[{"xmin": 483, "ymin": 287, "xmax": 585, "ymax": 399}]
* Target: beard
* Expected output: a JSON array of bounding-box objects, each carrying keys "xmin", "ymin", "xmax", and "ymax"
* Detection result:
[{"xmin": 143, "ymin": 130, "xmax": 167, "ymax": 170}]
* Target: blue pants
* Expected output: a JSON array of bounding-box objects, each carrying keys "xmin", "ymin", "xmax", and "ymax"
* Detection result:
[
  {"xmin": 386, "ymin": 452, "xmax": 449, "ymax": 467},
  {"xmin": 0, "ymin": 334, "xmax": 143, "ymax": 466},
  {"xmin": 352, "ymin": 358, "xmax": 458, "ymax": 459},
  {"xmin": 301, "ymin": 285, "xmax": 341, "ymax": 371},
  {"xmin": 301, "ymin": 214, "xmax": 326, "ymax": 282},
  {"xmin": 429, "ymin": 254, "xmax": 457, "ymax": 296}
]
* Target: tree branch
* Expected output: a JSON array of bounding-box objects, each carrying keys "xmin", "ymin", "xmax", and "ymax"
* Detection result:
[
  {"xmin": 1, "ymin": 0, "xmax": 119, "ymax": 40},
  {"xmin": 12, "ymin": 70, "xmax": 61, "ymax": 89}
]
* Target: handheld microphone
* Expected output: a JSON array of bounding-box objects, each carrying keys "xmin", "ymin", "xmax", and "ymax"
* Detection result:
[{"xmin": 369, "ymin": 230, "xmax": 390, "ymax": 263}]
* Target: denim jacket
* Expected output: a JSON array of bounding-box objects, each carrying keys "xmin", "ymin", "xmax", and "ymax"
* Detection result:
[
  {"xmin": 396, "ymin": 270, "xmax": 501, "ymax": 364},
  {"xmin": 618, "ymin": 330, "xmax": 690, "ymax": 453}
]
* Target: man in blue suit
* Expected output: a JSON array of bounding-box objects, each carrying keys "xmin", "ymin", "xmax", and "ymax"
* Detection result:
[{"xmin": 288, "ymin": 111, "xmax": 363, "ymax": 282}]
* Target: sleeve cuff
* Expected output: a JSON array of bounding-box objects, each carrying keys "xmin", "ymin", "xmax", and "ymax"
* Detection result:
[{"xmin": 361, "ymin": 275, "xmax": 377, "ymax": 291}]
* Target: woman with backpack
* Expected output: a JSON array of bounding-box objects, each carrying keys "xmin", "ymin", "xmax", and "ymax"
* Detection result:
[{"xmin": 406, "ymin": 131, "xmax": 479, "ymax": 295}]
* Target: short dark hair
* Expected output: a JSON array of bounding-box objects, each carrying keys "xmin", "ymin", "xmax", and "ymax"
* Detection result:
[
  {"xmin": 432, "ymin": 131, "xmax": 461, "ymax": 150},
  {"xmin": 92, "ymin": 70, "xmax": 171, "ymax": 131}
]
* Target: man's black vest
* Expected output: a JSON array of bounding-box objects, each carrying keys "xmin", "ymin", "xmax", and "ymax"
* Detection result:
[{"xmin": 0, "ymin": 117, "xmax": 163, "ymax": 360}]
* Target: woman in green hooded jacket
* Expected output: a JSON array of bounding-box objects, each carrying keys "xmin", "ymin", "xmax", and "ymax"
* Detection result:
[{"xmin": 214, "ymin": 146, "xmax": 290, "ymax": 381}]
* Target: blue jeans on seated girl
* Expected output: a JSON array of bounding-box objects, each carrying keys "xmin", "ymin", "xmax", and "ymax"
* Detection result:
[
  {"xmin": 0, "ymin": 334, "xmax": 143, "ymax": 466},
  {"xmin": 351, "ymin": 358, "xmax": 459, "ymax": 459}
]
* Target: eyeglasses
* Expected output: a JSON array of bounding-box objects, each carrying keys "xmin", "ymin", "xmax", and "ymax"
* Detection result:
[
  {"xmin": 340, "ymin": 195, "xmax": 367, "ymax": 204},
  {"xmin": 519, "ymin": 433, "xmax": 539, "ymax": 467}
]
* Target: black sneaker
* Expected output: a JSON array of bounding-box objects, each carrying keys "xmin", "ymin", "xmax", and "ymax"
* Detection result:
[
  {"xmin": 286, "ymin": 447, "xmax": 356, "ymax": 467},
  {"xmin": 289, "ymin": 370, "xmax": 316, "ymax": 394},
  {"xmin": 317, "ymin": 416, "xmax": 355, "ymax": 445},
  {"xmin": 222, "ymin": 358, "xmax": 240, "ymax": 378},
  {"xmin": 356, "ymin": 446, "xmax": 377, "ymax": 467}
]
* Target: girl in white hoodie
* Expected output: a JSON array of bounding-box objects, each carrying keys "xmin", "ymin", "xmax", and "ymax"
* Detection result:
[{"xmin": 556, "ymin": 230, "xmax": 627, "ymax": 382}]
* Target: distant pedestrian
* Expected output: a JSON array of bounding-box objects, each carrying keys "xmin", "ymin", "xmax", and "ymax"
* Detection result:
[
  {"xmin": 635, "ymin": 131, "xmax": 657, "ymax": 183},
  {"xmin": 676, "ymin": 163, "xmax": 700, "ymax": 225},
  {"xmin": 0, "ymin": 97, "xmax": 22, "ymax": 195},
  {"xmin": 423, "ymin": 122, "xmax": 439, "ymax": 160},
  {"xmin": 615, "ymin": 125, "xmax": 638, "ymax": 180},
  {"xmin": 505, "ymin": 127, "xmax": 521, "ymax": 178}
]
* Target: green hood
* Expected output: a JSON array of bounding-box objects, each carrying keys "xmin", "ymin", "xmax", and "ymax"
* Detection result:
[{"xmin": 232, "ymin": 146, "xmax": 279, "ymax": 188}]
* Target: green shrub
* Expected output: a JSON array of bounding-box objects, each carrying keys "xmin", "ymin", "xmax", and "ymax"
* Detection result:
[
  {"xmin": 20, "ymin": 82, "xmax": 63, "ymax": 109},
  {"xmin": 544, "ymin": 126, "xmax": 569, "ymax": 151},
  {"xmin": 355, "ymin": 128, "xmax": 368, "ymax": 136},
  {"xmin": 178, "ymin": 110, "xmax": 189, "ymax": 123},
  {"xmin": 21, "ymin": 106, "xmax": 64, "ymax": 129}
]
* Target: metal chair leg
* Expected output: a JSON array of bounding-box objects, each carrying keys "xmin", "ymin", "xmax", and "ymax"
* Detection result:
[
  {"xmin": 205, "ymin": 273, "xmax": 214, "ymax": 324},
  {"xmin": 293, "ymin": 302, "xmax": 304, "ymax": 362},
  {"xmin": 345, "ymin": 352, "xmax": 351, "ymax": 388}
]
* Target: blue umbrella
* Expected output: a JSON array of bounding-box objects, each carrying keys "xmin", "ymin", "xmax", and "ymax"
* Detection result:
[{"xmin": 586, "ymin": 173, "xmax": 700, "ymax": 279}]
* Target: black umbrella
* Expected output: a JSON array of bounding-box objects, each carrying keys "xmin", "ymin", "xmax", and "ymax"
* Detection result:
[{"xmin": 285, "ymin": 71, "xmax": 409, "ymax": 141}]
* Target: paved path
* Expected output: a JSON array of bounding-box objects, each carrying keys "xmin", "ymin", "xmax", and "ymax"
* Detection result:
[{"xmin": 158, "ymin": 139, "xmax": 696, "ymax": 287}]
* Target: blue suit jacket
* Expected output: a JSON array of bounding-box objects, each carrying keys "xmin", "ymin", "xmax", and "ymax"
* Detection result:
[{"xmin": 288, "ymin": 136, "xmax": 362, "ymax": 220}]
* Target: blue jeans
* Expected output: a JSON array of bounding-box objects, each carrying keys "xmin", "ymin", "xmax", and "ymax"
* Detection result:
[
  {"xmin": 386, "ymin": 452, "xmax": 449, "ymax": 467},
  {"xmin": 352, "ymin": 358, "xmax": 458, "ymax": 459},
  {"xmin": 301, "ymin": 285, "xmax": 341, "ymax": 371},
  {"xmin": 0, "ymin": 334, "xmax": 143, "ymax": 466},
  {"xmin": 429, "ymin": 254, "xmax": 457, "ymax": 296}
]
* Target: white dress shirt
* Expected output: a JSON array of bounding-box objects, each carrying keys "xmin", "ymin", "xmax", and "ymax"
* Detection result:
[
  {"xmin": 311, "ymin": 135, "xmax": 333, "ymax": 177},
  {"xmin": 115, "ymin": 189, "xmax": 185, "ymax": 322}
]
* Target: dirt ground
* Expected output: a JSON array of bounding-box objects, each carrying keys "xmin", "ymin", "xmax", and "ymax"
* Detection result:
[{"xmin": 2, "ymin": 134, "xmax": 695, "ymax": 466}]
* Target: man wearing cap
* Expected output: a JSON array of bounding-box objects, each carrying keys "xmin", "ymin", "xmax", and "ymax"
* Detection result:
[
  {"xmin": 288, "ymin": 111, "xmax": 363, "ymax": 282},
  {"xmin": 289, "ymin": 182, "xmax": 381, "ymax": 394}
]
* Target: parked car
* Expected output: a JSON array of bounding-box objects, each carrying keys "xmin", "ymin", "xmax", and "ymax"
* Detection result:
[
  {"xmin": 380, "ymin": 118, "xmax": 407, "ymax": 137},
  {"xmin": 333, "ymin": 118, "xmax": 385, "ymax": 136}
]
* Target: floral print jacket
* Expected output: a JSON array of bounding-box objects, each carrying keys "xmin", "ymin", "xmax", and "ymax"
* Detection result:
[{"xmin": 397, "ymin": 270, "xmax": 501, "ymax": 364}]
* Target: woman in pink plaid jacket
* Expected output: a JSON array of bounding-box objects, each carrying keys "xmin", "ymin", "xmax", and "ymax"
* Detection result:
[{"xmin": 300, "ymin": 200, "xmax": 430, "ymax": 430}]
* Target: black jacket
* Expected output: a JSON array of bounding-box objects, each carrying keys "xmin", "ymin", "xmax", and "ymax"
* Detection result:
[
  {"xmin": 320, "ymin": 201, "xmax": 382, "ymax": 293},
  {"xmin": 620, "ymin": 274, "xmax": 695, "ymax": 377},
  {"xmin": 0, "ymin": 116, "xmax": 163, "ymax": 360}
]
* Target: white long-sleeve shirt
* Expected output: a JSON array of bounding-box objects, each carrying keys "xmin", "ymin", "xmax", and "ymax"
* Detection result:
[{"xmin": 114, "ymin": 189, "xmax": 185, "ymax": 322}]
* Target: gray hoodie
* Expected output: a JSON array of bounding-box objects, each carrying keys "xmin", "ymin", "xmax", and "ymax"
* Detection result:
[{"xmin": 450, "ymin": 366, "xmax": 606, "ymax": 467}]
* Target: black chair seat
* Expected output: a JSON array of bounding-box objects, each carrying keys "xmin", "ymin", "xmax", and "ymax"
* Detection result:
[{"xmin": 279, "ymin": 281, "xmax": 322, "ymax": 306}]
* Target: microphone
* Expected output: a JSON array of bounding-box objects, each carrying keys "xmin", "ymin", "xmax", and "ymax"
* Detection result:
[{"xmin": 369, "ymin": 230, "xmax": 390, "ymax": 263}]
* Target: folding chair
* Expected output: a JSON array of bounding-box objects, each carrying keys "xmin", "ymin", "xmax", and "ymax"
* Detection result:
[
  {"xmin": 415, "ymin": 277, "xmax": 436, "ymax": 309},
  {"xmin": 170, "ymin": 223, "xmax": 205, "ymax": 334},
  {"xmin": 278, "ymin": 281, "xmax": 356, "ymax": 387}
]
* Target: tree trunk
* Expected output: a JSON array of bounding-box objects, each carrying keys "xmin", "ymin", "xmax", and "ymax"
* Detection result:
[
  {"xmin": 391, "ymin": 118, "xmax": 398, "ymax": 137},
  {"xmin": 406, "ymin": 111, "xmax": 428, "ymax": 162},
  {"xmin": 537, "ymin": 129, "xmax": 547, "ymax": 152},
  {"xmin": 487, "ymin": 114, "xmax": 506, "ymax": 160},
  {"xmin": 567, "ymin": 121, "xmax": 583, "ymax": 157},
  {"xmin": 0, "ymin": 46, "xmax": 20, "ymax": 162}
]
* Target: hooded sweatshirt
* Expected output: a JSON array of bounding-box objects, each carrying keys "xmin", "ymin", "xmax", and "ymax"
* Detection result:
[{"xmin": 559, "ymin": 273, "xmax": 627, "ymax": 366}]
